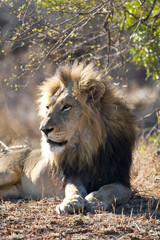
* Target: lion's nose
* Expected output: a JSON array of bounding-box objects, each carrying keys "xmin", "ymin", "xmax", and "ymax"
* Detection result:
[{"xmin": 40, "ymin": 127, "xmax": 54, "ymax": 136}]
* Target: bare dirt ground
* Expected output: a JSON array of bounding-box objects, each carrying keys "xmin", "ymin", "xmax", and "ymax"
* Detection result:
[
  {"xmin": 0, "ymin": 194, "xmax": 160, "ymax": 240},
  {"xmin": 0, "ymin": 143, "xmax": 160, "ymax": 240}
]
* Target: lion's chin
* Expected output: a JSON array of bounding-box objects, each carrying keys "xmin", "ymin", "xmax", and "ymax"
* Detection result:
[{"xmin": 47, "ymin": 139, "xmax": 68, "ymax": 148}]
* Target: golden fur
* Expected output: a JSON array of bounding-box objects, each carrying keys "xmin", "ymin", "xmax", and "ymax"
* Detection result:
[{"xmin": 0, "ymin": 62, "xmax": 136, "ymax": 214}]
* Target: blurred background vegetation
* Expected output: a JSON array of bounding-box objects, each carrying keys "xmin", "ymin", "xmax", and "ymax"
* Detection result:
[{"xmin": 0, "ymin": 0, "xmax": 160, "ymax": 149}]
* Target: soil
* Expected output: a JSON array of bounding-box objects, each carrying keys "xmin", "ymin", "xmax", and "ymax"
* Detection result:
[{"xmin": 0, "ymin": 193, "xmax": 160, "ymax": 240}]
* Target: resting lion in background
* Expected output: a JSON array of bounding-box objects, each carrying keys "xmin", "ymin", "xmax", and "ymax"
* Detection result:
[{"xmin": 0, "ymin": 62, "xmax": 136, "ymax": 214}]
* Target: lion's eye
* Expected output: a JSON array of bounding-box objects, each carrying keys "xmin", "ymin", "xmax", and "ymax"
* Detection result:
[
  {"xmin": 46, "ymin": 105, "xmax": 49, "ymax": 109},
  {"xmin": 62, "ymin": 105, "xmax": 72, "ymax": 112}
]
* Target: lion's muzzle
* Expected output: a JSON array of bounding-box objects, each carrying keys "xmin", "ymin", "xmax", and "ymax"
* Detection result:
[
  {"xmin": 40, "ymin": 126, "xmax": 54, "ymax": 136},
  {"xmin": 41, "ymin": 126, "xmax": 68, "ymax": 147}
]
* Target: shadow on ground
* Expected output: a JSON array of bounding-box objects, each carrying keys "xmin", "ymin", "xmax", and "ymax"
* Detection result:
[{"xmin": 113, "ymin": 193, "xmax": 160, "ymax": 220}]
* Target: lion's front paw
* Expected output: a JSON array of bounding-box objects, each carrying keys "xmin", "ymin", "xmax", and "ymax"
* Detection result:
[
  {"xmin": 56, "ymin": 195, "xmax": 85, "ymax": 214},
  {"xmin": 85, "ymin": 192, "xmax": 107, "ymax": 212}
]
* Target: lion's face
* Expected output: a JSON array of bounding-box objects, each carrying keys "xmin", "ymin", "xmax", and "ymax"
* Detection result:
[
  {"xmin": 40, "ymin": 86, "xmax": 82, "ymax": 153},
  {"xmin": 39, "ymin": 62, "xmax": 107, "ymax": 165}
]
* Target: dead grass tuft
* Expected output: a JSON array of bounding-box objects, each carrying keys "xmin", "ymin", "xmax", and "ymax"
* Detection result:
[{"xmin": 131, "ymin": 140, "xmax": 160, "ymax": 198}]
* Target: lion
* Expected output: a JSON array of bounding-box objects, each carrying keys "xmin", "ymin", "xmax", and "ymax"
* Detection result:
[{"xmin": 0, "ymin": 62, "xmax": 136, "ymax": 214}]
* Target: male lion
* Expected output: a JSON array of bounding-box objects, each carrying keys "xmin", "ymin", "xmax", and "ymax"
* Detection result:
[{"xmin": 0, "ymin": 62, "xmax": 136, "ymax": 214}]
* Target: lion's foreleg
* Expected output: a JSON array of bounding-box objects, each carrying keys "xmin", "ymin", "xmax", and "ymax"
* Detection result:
[
  {"xmin": 85, "ymin": 183, "xmax": 131, "ymax": 211},
  {"xmin": 56, "ymin": 178, "xmax": 87, "ymax": 214}
]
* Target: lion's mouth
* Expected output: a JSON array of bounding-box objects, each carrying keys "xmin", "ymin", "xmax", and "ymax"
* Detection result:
[{"xmin": 47, "ymin": 139, "xmax": 68, "ymax": 147}]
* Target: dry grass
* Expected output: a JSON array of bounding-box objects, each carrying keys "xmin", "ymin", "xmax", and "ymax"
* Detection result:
[
  {"xmin": 131, "ymin": 141, "xmax": 160, "ymax": 197},
  {"xmin": 0, "ymin": 86, "xmax": 41, "ymax": 148}
]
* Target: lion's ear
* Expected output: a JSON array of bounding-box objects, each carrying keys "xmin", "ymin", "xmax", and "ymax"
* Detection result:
[{"xmin": 87, "ymin": 80, "xmax": 105, "ymax": 102}]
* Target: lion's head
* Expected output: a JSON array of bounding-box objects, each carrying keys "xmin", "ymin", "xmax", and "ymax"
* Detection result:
[
  {"xmin": 38, "ymin": 62, "xmax": 136, "ymax": 187},
  {"xmin": 38, "ymin": 62, "xmax": 107, "ymax": 166}
]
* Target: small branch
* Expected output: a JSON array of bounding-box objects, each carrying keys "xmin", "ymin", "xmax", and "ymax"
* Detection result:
[
  {"xmin": 124, "ymin": 7, "xmax": 139, "ymax": 20},
  {"xmin": 0, "ymin": 141, "xmax": 9, "ymax": 152},
  {"xmin": 137, "ymin": 107, "xmax": 160, "ymax": 122},
  {"xmin": 143, "ymin": 0, "xmax": 157, "ymax": 22},
  {"xmin": 0, "ymin": 141, "xmax": 28, "ymax": 153}
]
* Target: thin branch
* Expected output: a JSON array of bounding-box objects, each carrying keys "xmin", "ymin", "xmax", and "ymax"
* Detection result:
[
  {"xmin": 143, "ymin": 0, "xmax": 157, "ymax": 21},
  {"xmin": 124, "ymin": 7, "xmax": 139, "ymax": 20},
  {"xmin": 0, "ymin": 141, "xmax": 9, "ymax": 152},
  {"xmin": 138, "ymin": 107, "xmax": 160, "ymax": 122}
]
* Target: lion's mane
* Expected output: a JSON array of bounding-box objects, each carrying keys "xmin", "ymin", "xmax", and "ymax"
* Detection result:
[{"xmin": 38, "ymin": 62, "xmax": 136, "ymax": 193}]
